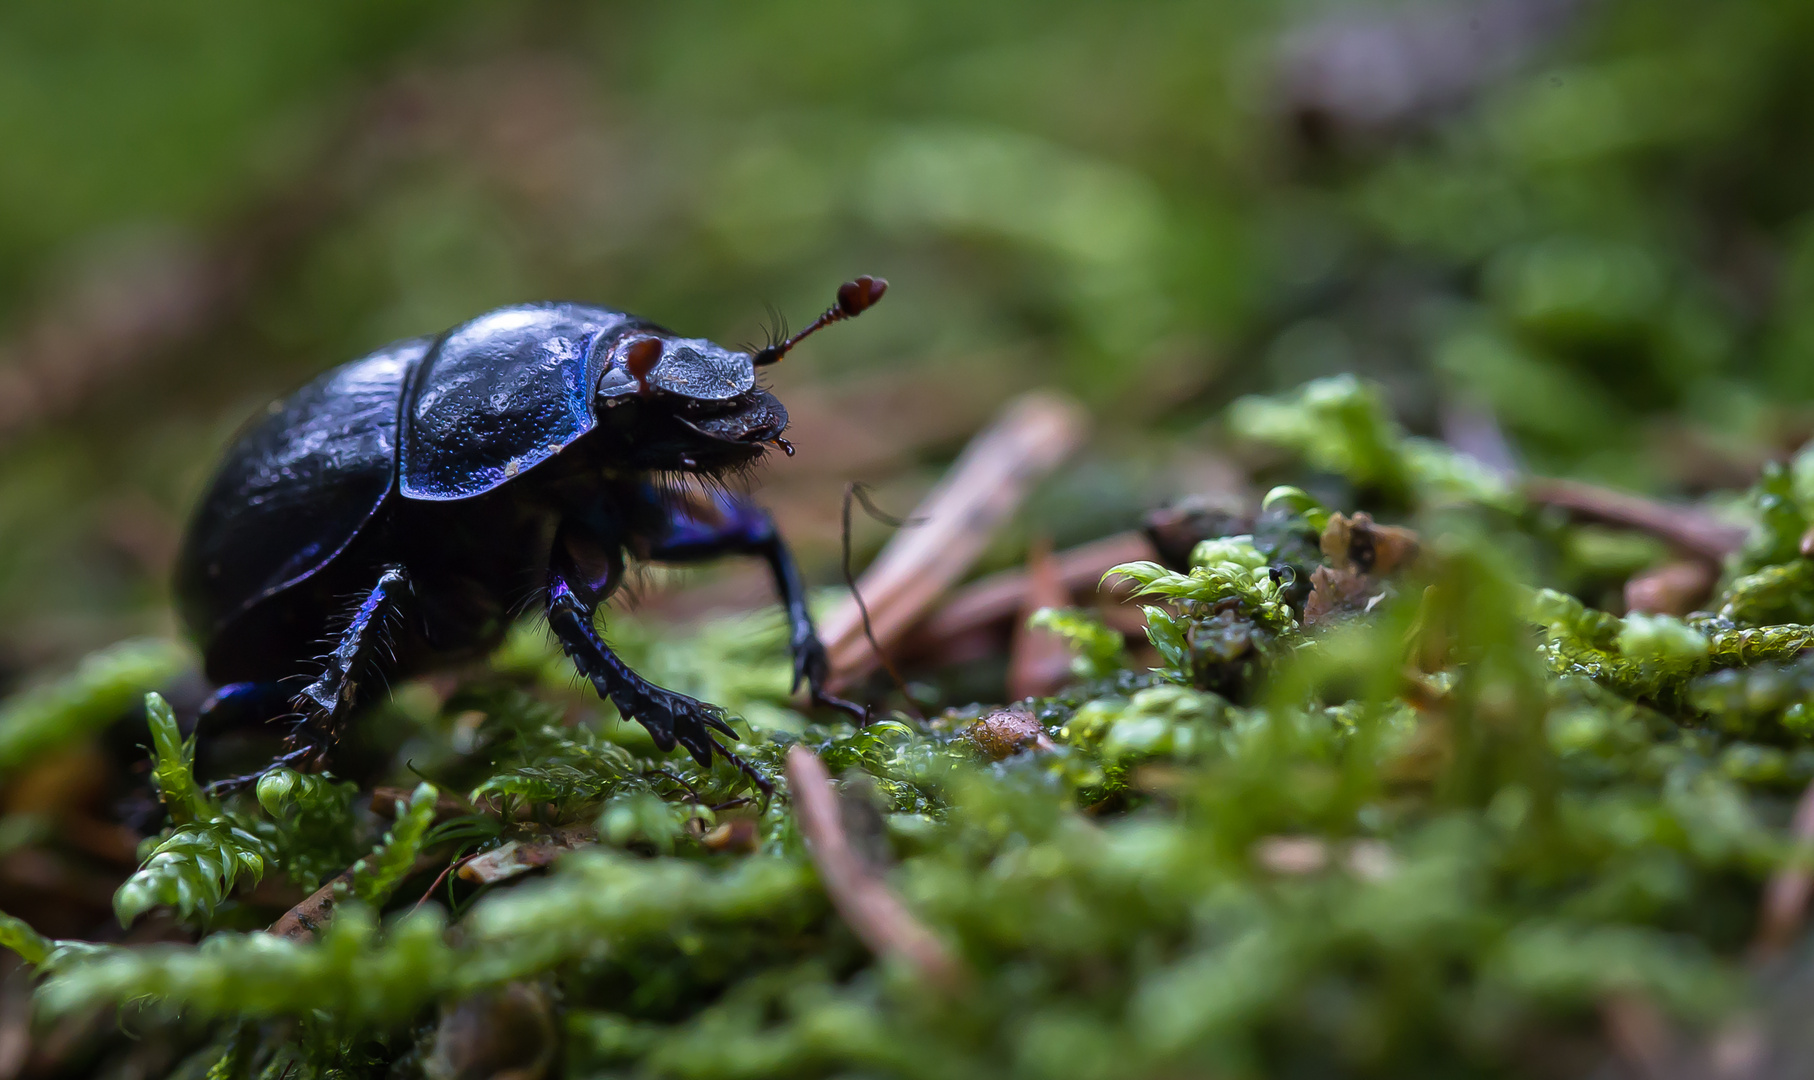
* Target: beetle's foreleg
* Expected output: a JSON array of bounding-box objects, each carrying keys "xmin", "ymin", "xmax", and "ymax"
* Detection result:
[
  {"xmin": 645, "ymin": 491, "xmax": 863, "ymax": 720},
  {"xmin": 286, "ymin": 565, "xmax": 412, "ymax": 769}
]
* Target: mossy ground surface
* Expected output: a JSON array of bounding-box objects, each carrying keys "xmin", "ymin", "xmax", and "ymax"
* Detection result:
[{"xmin": 5, "ymin": 379, "xmax": 1814, "ymax": 1078}]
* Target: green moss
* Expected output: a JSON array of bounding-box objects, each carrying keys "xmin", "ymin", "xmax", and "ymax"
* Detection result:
[
  {"xmin": 12, "ymin": 379, "xmax": 1814, "ymax": 1076},
  {"xmin": 0, "ymin": 640, "xmax": 188, "ymax": 777}
]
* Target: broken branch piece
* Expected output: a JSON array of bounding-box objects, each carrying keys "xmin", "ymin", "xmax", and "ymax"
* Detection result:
[{"xmin": 785, "ymin": 745, "xmax": 965, "ymax": 989}]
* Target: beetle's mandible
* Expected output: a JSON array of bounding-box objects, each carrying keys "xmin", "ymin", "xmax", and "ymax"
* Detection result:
[{"xmin": 174, "ymin": 277, "xmax": 888, "ymax": 792}]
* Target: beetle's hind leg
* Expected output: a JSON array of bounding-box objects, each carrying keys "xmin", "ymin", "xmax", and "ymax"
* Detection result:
[
  {"xmin": 545, "ymin": 565, "xmax": 770, "ymax": 797},
  {"xmin": 207, "ymin": 567, "xmax": 413, "ymax": 794},
  {"xmin": 284, "ymin": 566, "xmax": 414, "ymax": 772}
]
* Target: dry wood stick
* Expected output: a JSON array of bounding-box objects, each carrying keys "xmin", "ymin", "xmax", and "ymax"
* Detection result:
[
  {"xmin": 268, "ymin": 868, "xmax": 357, "ymax": 943},
  {"xmin": 1599, "ymin": 993, "xmax": 1677, "ymax": 1080},
  {"xmin": 821, "ymin": 391, "xmax": 1088, "ymax": 690},
  {"xmin": 906, "ymin": 531, "xmax": 1153, "ymax": 649},
  {"xmin": 785, "ymin": 745, "xmax": 964, "ymax": 989},
  {"xmin": 1006, "ymin": 537, "xmax": 1074, "ymax": 700},
  {"xmin": 1751, "ymin": 776, "xmax": 1814, "ymax": 962},
  {"xmin": 1524, "ymin": 476, "xmax": 1746, "ymax": 562},
  {"xmin": 268, "ymin": 851, "xmax": 445, "ymax": 942}
]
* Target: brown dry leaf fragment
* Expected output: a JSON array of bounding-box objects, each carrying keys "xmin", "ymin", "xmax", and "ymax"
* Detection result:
[
  {"xmin": 1303, "ymin": 565, "xmax": 1378, "ymax": 626},
  {"xmin": 458, "ymin": 826, "xmax": 594, "ymax": 886},
  {"xmin": 1320, "ymin": 512, "xmax": 1419, "ymax": 575},
  {"xmin": 962, "ymin": 708, "xmax": 1055, "ymax": 761}
]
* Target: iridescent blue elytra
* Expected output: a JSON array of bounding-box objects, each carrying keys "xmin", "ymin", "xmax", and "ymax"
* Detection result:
[{"xmin": 175, "ymin": 281, "xmax": 885, "ymax": 790}]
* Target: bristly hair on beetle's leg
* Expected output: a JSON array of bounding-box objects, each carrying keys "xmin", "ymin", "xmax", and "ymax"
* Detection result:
[
  {"xmin": 752, "ymin": 276, "xmax": 888, "ymax": 366},
  {"xmin": 277, "ymin": 566, "xmax": 412, "ymax": 775}
]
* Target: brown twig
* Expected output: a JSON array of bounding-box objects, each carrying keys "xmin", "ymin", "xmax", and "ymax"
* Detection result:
[
  {"xmin": 1751, "ymin": 776, "xmax": 1814, "ymax": 963},
  {"xmin": 896, "ymin": 531, "xmax": 1153, "ymax": 663},
  {"xmin": 785, "ymin": 745, "xmax": 965, "ymax": 989},
  {"xmin": 268, "ymin": 868, "xmax": 357, "ymax": 943},
  {"xmin": 1624, "ymin": 560, "xmax": 1718, "ymax": 616},
  {"xmin": 1006, "ymin": 537, "xmax": 1074, "ymax": 700},
  {"xmin": 268, "ymin": 851, "xmax": 447, "ymax": 941},
  {"xmin": 369, "ymin": 787, "xmax": 474, "ymax": 820},
  {"xmin": 1600, "ymin": 993, "xmax": 1678, "ymax": 1080},
  {"xmin": 821, "ymin": 391, "xmax": 1088, "ymax": 691},
  {"xmin": 1523, "ymin": 477, "xmax": 1746, "ymax": 562},
  {"xmin": 413, "ymin": 855, "xmax": 473, "ymax": 912}
]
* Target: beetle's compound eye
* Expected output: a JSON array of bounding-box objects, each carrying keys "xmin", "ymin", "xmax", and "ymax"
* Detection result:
[
  {"xmin": 622, "ymin": 337, "xmax": 663, "ymax": 383},
  {"xmin": 598, "ymin": 336, "xmax": 668, "ymax": 400}
]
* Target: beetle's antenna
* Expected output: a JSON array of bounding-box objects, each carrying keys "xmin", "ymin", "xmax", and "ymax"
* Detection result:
[{"xmin": 753, "ymin": 275, "xmax": 888, "ymax": 366}]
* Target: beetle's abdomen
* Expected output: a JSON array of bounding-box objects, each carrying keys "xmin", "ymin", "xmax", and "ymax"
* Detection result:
[{"xmin": 175, "ymin": 337, "xmax": 428, "ymax": 661}]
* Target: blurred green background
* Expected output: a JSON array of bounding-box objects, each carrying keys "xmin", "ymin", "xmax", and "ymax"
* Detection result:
[{"xmin": 4, "ymin": 0, "xmax": 1814, "ymax": 689}]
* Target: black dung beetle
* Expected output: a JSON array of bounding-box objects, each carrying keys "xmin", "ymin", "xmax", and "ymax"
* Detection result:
[{"xmin": 174, "ymin": 276, "xmax": 888, "ymax": 791}]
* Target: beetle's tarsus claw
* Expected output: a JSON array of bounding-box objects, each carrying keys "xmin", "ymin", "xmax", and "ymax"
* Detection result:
[
  {"xmin": 810, "ymin": 686, "xmax": 869, "ymax": 725},
  {"xmin": 205, "ymin": 744, "xmax": 320, "ymax": 798},
  {"xmin": 616, "ymin": 682, "xmax": 746, "ymax": 768},
  {"xmin": 790, "ymin": 635, "xmax": 866, "ymax": 722},
  {"xmin": 679, "ymin": 736, "xmax": 715, "ymax": 768},
  {"xmin": 791, "ymin": 637, "xmax": 830, "ymax": 694},
  {"xmin": 714, "ymin": 741, "xmax": 775, "ymax": 800}
]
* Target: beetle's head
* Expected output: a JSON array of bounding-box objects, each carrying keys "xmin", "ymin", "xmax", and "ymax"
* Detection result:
[
  {"xmin": 595, "ymin": 331, "xmax": 786, "ymax": 473},
  {"xmin": 593, "ymin": 277, "xmax": 886, "ymax": 474}
]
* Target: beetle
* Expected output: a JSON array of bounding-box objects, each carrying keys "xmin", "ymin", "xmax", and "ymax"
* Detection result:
[{"xmin": 174, "ymin": 277, "xmax": 887, "ymax": 790}]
